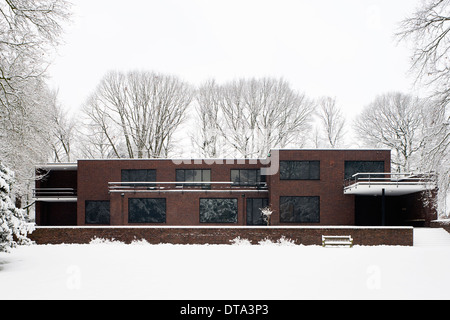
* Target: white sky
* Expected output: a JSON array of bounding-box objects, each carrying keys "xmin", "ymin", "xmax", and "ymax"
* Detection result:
[{"xmin": 47, "ymin": 0, "xmax": 423, "ymax": 121}]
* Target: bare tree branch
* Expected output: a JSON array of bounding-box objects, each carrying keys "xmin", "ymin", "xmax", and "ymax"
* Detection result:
[{"xmin": 82, "ymin": 71, "xmax": 194, "ymax": 159}]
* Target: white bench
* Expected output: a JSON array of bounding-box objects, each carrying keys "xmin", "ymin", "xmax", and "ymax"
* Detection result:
[{"xmin": 322, "ymin": 235, "xmax": 353, "ymax": 247}]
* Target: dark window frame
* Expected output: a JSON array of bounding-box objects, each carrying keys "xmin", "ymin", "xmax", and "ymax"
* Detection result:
[
  {"xmin": 279, "ymin": 196, "xmax": 320, "ymax": 223},
  {"xmin": 128, "ymin": 198, "xmax": 166, "ymax": 224},
  {"xmin": 176, "ymin": 169, "xmax": 211, "ymax": 188},
  {"xmin": 85, "ymin": 200, "xmax": 110, "ymax": 225},
  {"xmin": 199, "ymin": 198, "xmax": 238, "ymax": 223},
  {"xmin": 344, "ymin": 161, "xmax": 385, "ymax": 180},
  {"xmin": 230, "ymin": 169, "xmax": 266, "ymax": 186},
  {"xmin": 121, "ymin": 169, "xmax": 157, "ymax": 187},
  {"xmin": 279, "ymin": 160, "xmax": 320, "ymax": 180}
]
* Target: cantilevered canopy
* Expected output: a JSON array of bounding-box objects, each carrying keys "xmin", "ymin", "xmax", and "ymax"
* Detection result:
[{"xmin": 344, "ymin": 172, "xmax": 436, "ymax": 196}]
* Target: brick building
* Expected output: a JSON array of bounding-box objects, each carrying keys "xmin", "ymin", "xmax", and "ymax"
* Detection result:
[{"xmin": 34, "ymin": 149, "xmax": 436, "ymax": 227}]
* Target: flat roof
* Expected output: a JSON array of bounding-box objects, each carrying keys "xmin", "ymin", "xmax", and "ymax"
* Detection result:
[
  {"xmin": 36, "ymin": 149, "xmax": 392, "ymax": 167},
  {"xmin": 36, "ymin": 163, "xmax": 78, "ymax": 170}
]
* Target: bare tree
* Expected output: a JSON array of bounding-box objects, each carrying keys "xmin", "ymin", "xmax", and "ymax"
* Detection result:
[
  {"xmin": 192, "ymin": 78, "xmax": 315, "ymax": 158},
  {"xmin": 0, "ymin": 77, "xmax": 53, "ymax": 198},
  {"xmin": 0, "ymin": 0, "xmax": 72, "ymax": 110},
  {"xmin": 354, "ymin": 92, "xmax": 430, "ymax": 172},
  {"xmin": 397, "ymin": 0, "xmax": 450, "ymax": 216},
  {"xmin": 0, "ymin": 0, "xmax": 72, "ymax": 210},
  {"xmin": 397, "ymin": 0, "xmax": 450, "ymax": 107},
  {"xmin": 315, "ymin": 96, "xmax": 346, "ymax": 148},
  {"xmin": 47, "ymin": 89, "xmax": 78, "ymax": 162},
  {"xmin": 190, "ymin": 79, "xmax": 224, "ymax": 158},
  {"xmin": 82, "ymin": 71, "xmax": 194, "ymax": 159}
]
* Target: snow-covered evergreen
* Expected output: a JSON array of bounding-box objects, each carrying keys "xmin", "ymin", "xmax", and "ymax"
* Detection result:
[{"xmin": 0, "ymin": 162, "xmax": 34, "ymax": 252}]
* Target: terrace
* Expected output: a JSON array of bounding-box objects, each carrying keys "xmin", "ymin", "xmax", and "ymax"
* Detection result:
[
  {"xmin": 107, "ymin": 181, "xmax": 269, "ymax": 194},
  {"xmin": 33, "ymin": 188, "xmax": 77, "ymax": 202},
  {"xmin": 343, "ymin": 172, "xmax": 436, "ymax": 196}
]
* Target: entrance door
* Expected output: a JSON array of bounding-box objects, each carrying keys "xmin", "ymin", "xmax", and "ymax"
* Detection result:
[{"xmin": 246, "ymin": 198, "xmax": 269, "ymax": 225}]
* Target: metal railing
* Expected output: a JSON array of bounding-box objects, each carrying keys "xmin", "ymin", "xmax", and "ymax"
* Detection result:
[
  {"xmin": 108, "ymin": 181, "xmax": 268, "ymax": 193},
  {"xmin": 33, "ymin": 188, "xmax": 77, "ymax": 198},
  {"xmin": 344, "ymin": 172, "xmax": 436, "ymax": 189}
]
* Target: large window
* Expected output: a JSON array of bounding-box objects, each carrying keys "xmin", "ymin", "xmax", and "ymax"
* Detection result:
[
  {"xmin": 176, "ymin": 169, "xmax": 211, "ymax": 188},
  {"xmin": 231, "ymin": 169, "xmax": 266, "ymax": 186},
  {"xmin": 121, "ymin": 169, "xmax": 156, "ymax": 182},
  {"xmin": 279, "ymin": 161, "xmax": 320, "ymax": 180},
  {"xmin": 199, "ymin": 198, "xmax": 238, "ymax": 223},
  {"xmin": 344, "ymin": 161, "xmax": 384, "ymax": 179},
  {"xmin": 85, "ymin": 200, "xmax": 110, "ymax": 225},
  {"xmin": 246, "ymin": 198, "xmax": 269, "ymax": 225},
  {"xmin": 280, "ymin": 196, "xmax": 320, "ymax": 223},
  {"xmin": 128, "ymin": 198, "xmax": 166, "ymax": 223}
]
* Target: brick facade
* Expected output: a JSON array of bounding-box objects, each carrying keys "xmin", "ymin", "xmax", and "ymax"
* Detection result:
[{"xmin": 34, "ymin": 149, "xmax": 436, "ymax": 229}]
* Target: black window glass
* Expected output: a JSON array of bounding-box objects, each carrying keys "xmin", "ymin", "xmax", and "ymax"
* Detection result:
[
  {"xmin": 231, "ymin": 170, "xmax": 240, "ymax": 184},
  {"xmin": 184, "ymin": 169, "xmax": 194, "ymax": 182},
  {"xmin": 176, "ymin": 169, "xmax": 211, "ymax": 188},
  {"xmin": 344, "ymin": 161, "xmax": 384, "ymax": 179},
  {"xmin": 85, "ymin": 201, "xmax": 110, "ymax": 224},
  {"xmin": 128, "ymin": 198, "xmax": 166, "ymax": 223},
  {"xmin": 230, "ymin": 169, "xmax": 265, "ymax": 185},
  {"xmin": 176, "ymin": 169, "xmax": 211, "ymax": 182},
  {"xmin": 280, "ymin": 196, "xmax": 320, "ymax": 223},
  {"xmin": 279, "ymin": 161, "xmax": 320, "ymax": 180},
  {"xmin": 176, "ymin": 169, "xmax": 185, "ymax": 182},
  {"xmin": 121, "ymin": 169, "xmax": 156, "ymax": 182},
  {"xmin": 199, "ymin": 198, "xmax": 238, "ymax": 223},
  {"xmin": 246, "ymin": 198, "xmax": 269, "ymax": 225}
]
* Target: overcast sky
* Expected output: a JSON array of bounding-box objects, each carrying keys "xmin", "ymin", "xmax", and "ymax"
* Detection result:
[{"xmin": 47, "ymin": 0, "xmax": 422, "ymax": 121}]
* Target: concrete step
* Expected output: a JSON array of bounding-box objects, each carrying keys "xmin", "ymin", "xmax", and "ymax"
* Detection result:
[{"xmin": 414, "ymin": 228, "xmax": 450, "ymax": 246}]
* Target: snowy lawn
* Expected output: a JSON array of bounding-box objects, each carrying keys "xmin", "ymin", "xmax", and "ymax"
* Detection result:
[{"xmin": 1, "ymin": 237, "xmax": 450, "ymax": 300}]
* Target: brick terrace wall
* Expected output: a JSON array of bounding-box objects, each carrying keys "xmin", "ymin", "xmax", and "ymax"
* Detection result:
[{"xmin": 29, "ymin": 226, "xmax": 413, "ymax": 246}]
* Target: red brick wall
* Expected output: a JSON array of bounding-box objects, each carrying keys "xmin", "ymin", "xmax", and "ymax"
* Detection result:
[
  {"xmin": 76, "ymin": 150, "xmax": 391, "ymax": 227},
  {"xmin": 269, "ymin": 149, "xmax": 391, "ymax": 225},
  {"xmin": 78, "ymin": 159, "xmax": 268, "ymax": 226},
  {"xmin": 36, "ymin": 150, "xmax": 393, "ymax": 227},
  {"xmin": 28, "ymin": 226, "xmax": 413, "ymax": 246}
]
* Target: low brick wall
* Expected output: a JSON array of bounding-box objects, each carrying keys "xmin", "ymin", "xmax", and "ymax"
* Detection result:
[
  {"xmin": 430, "ymin": 220, "xmax": 450, "ymax": 234},
  {"xmin": 29, "ymin": 226, "xmax": 414, "ymax": 246}
]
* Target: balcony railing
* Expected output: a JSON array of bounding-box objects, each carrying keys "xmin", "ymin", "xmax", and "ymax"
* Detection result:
[
  {"xmin": 344, "ymin": 172, "xmax": 436, "ymax": 195},
  {"xmin": 33, "ymin": 188, "xmax": 77, "ymax": 198},
  {"xmin": 108, "ymin": 181, "xmax": 268, "ymax": 193}
]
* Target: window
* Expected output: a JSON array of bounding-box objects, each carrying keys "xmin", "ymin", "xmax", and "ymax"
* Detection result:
[
  {"xmin": 280, "ymin": 196, "xmax": 319, "ymax": 223},
  {"xmin": 344, "ymin": 161, "xmax": 384, "ymax": 179},
  {"xmin": 121, "ymin": 169, "xmax": 156, "ymax": 182},
  {"xmin": 246, "ymin": 198, "xmax": 269, "ymax": 225},
  {"xmin": 85, "ymin": 201, "xmax": 110, "ymax": 225},
  {"xmin": 230, "ymin": 169, "xmax": 266, "ymax": 186},
  {"xmin": 279, "ymin": 161, "xmax": 320, "ymax": 180},
  {"xmin": 128, "ymin": 198, "xmax": 166, "ymax": 223},
  {"xmin": 199, "ymin": 198, "xmax": 238, "ymax": 223},
  {"xmin": 176, "ymin": 169, "xmax": 211, "ymax": 188}
]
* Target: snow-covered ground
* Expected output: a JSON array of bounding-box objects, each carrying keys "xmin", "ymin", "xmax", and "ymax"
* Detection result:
[{"xmin": 1, "ymin": 228, "xmax": 450, "ymax": 300}]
